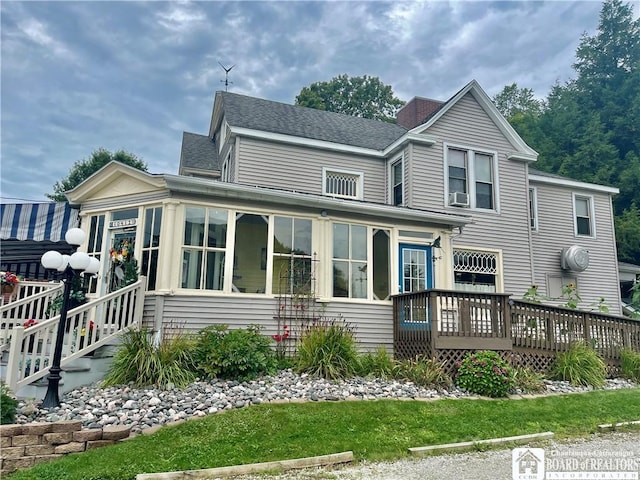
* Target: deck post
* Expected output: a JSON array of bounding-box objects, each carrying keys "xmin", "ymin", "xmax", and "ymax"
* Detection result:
[{"xmin": 428, "ymin": 290, "xmax": 438, "ymax": 356}]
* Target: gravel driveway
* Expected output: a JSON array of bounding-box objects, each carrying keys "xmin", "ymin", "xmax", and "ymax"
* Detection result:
[{"xmin": 230, "ymin": 431, "xmax": 640, "ymax": 480}]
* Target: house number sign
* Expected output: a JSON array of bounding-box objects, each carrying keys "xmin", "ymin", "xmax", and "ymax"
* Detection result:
[{"xmin": 108, "ymin": 219, "xmax": 137, "ymax": 229}]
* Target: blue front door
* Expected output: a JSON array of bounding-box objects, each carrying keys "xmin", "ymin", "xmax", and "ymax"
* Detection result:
[
  {"xmin": 398, "ymin": 244, "xmax": 433, "ymax": 327},
  {"xmin": 399, "ymin": 244, "xmax": 433, "ymax": 293}
]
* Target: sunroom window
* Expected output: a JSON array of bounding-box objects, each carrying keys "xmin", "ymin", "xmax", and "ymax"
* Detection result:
[
  {"xmin": 86, "ymin": 214, "xmax": 105, "ymax": 293},
  {"xmin": 232, "ymin": 213, "xmax": 269, "ymax": 293},
  {"xmin": 141, "ymin": 207, "xmax": 162, "ymax": 290},
  {"xmin": 272, "ymin": 217, "xmax": 313, "ymax": 295},
  {"xmin": 333, "ymin": 223, "xmax": 367, "ymax": 298},
  {"xmin": 181, "ymin": 207, "xmax": 228, "ymax": 290}
]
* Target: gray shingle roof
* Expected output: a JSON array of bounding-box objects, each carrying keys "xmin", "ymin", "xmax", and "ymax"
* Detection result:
[
  {"xmin": 179, "ymin": 132, "xmax": 220, "ymax": 172},
  {"xmin": 529, "ymin": 168, "xmax": 569, "ymax": 179},
  {"xmin": 219, "ymin": 92, "xmax": 408, "ymax": 151}
]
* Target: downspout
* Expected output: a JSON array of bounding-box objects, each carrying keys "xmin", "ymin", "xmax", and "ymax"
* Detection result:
[{"xmin": 525, "ymin": 163, "xmax": 536, "ymax": 287}]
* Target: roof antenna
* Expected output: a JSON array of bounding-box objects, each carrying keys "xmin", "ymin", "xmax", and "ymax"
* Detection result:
[{"xmin": 219, "ymin": 61, "xmax": 235, "ymax": 92}]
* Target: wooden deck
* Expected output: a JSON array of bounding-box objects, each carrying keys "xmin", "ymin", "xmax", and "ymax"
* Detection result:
[{"xmin": 393, "ymin": 289, "xmax": 640, "ymax": 371}]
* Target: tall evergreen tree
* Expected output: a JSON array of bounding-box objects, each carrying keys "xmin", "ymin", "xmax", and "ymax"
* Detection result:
[{"xmin": 496, "ymin": 0, "xmax": 640, "ymax": 264}]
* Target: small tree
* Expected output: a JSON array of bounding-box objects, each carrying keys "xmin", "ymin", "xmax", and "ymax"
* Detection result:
[
  {"xmin": 295, "ymin": 74, "xmax": 405, "ymax": 123},
  {"xmin": 47, "ymin": 148, "xmax": 147, "ymax": 201}
]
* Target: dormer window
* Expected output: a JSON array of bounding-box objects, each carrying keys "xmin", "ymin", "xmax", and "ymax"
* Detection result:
[{"xmin": 323, "ymin": 168, "xmax": 363, "ymax": 200}]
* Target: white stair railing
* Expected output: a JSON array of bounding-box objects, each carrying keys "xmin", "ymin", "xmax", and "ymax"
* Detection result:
[
  {"xmin": 5, "ymin": 277, "xmax": 145, "ymax": 393},
  {"xmin": 1, "ymin": 282, "xmax": 63, "ymax": 350}
]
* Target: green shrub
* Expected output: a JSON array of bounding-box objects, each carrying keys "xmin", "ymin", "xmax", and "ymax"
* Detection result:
[
  {"xmin": 550, "ymin": 341, "xmax": 606, "ymax": 387},
  {"xmin": 103, "ymin": 328, "xmax": 196, "ymax": 388},
  {"xmin": 193, "ymin": 324, "xmax": 277, "ymax": 381},
  {"xmin": 296, "ymin": 319, "xmax": 359, "ymax": 380},
  {"xmin": 393, "ymin": 356, "xmax": 452, "ymax": 389},
  {"xmin": 0, "ymin": 382, "xmax": 18, "ymax": 425},
  {"xmin": 455, "ymin": 350, "xmax": 513, "ymax": 397},
  {"xmin": 510, "ymin": 366, "xmax": 546, "ymax": 393},
  {"xmin": 356, "ymin": 347, "xmax": 395, "ymax": 379},
  {"xmin": 620, "ymin": 348, "xmax": 640, "ymax": 382}
]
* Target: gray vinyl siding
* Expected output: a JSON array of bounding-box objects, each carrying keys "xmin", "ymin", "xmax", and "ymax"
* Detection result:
[
  {"xmin": 142, "ymin": 294, "xmax": 393, "ymax": 352},
  {"xmin": 236, "ymin": 138, "xmax": 387, "ymax": 203},
  {"xmin": 410, "ymin": 92, "xmax": 534, "ymax": 295},
  {"xmin": 530, "ymin": 182, "xmax": 621, "ymax": 314}
]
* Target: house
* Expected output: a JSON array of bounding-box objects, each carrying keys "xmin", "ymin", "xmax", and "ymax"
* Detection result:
[{"xmin": 63, "ymin": 79, "xmax": 624, "ymax": 352}]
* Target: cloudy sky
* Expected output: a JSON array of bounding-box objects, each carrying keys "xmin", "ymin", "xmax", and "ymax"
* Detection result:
[{"xmin": 0, "ymin": 1, "xmax": 619, "ymax": 203}]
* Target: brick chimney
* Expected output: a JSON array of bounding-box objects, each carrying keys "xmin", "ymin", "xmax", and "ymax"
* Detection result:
[{"xmin": 396, "ymin": 97, "xmax": 444, "ymax": 129}]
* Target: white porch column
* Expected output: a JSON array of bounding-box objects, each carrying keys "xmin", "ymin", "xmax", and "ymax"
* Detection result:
[{"xmin": 157, "ymin": 200, "xmax": 180, "ymax": 293}]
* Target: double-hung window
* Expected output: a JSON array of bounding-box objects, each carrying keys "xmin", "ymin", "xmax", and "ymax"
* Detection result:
[
  {"xmin": 333, "ymin": 223, "xmax": 368, "ymax": 298},
  {"xmin": 273, "ymin": 216, "xmax": 313, "ymax": 295},
  {"xmin": 141, "ymin": 207, "xmax": 163, "ymax": 290},
  {"xmin": 331, "ymin": 224, "xmax": 391, "ymax": 300},
  {"xmin": 391, "ymin": 159, "xmax": 403, "ymax": 206},
  {"xmin": 446, "ymin": 146, "xmax": 497, "ymax": 210},
  {"xmin": 182, "ymin": 207, "xmax": 228, "ymax": 290},
  {"xmin": 529, "ymin": 187, "xmax": 538, "ymax": 231},
  {"xmin": 573, "ymin": 194, "xmax": 594, "ymax": 237},
  {"xmin": 86, "ymin": 214, "xmax": 105, "ymax": 293}
]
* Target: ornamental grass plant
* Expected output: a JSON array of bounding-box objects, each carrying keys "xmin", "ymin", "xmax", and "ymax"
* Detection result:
[
  {"xmin": 550, "ymin": 341, "xmax": 607, "ymax": 387},
  {"xmin": 393, "ymin": 356, "xmax": 452, "ymax": 389},
  {"xmin": 356, "ymin": 346, "xmax": 396, "ymax": 379},
  {"xmin": 620, "ymin": 348, "xmax": 640, "ymax": 382},
  {"xmin": 510, "ymin": 366, "xmax": 546, "ymax": 393},
  {"xmin": 296, "ymin": 318, "xmax": 359, "ymax": 380},
  {"xmin": 102, "ymin": 328, "xmax": 196, "ymax": 388}
]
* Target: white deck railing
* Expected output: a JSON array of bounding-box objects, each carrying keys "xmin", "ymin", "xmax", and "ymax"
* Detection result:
[
  {"xmin": 4, "ymin": 278, "xmax": 145, "ymax": 392},
  {"xmin": 1, "ymin": 282, "xmax": 63, "ymax": 349}
]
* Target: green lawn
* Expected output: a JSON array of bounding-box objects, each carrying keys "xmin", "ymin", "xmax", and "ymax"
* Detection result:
[{"xmin": 7, "ymin": 389, "xmax": 640, "ymax": 480}]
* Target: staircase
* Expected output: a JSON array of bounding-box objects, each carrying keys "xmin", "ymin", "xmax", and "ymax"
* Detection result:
[{"xmin": 1, "ymin": 279, "xmax": 145, "ymax": 399}]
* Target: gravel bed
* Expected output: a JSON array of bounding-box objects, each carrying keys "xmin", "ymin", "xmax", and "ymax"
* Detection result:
[
  {"xmin": 231, "ymin": 431, "xmax": 640, "ymax": 480},
  {"xmin": 14, "ymin": 371, "xmax": 637, "ymax": 436}
]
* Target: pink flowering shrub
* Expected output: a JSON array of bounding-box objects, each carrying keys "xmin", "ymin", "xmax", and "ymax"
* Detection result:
[{"xmin": 455, "ymin": 350, "xmax": 513, "ymax": 397}]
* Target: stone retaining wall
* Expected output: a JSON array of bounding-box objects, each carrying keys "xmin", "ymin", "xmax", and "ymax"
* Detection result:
[{"xmin": 0, "ymin": 420, "xmax": 131, "ymax": 475}]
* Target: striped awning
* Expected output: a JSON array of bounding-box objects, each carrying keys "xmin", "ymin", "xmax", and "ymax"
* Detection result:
[{"xmin": 0, "ymin": 203, "xmax": 80, "ymax": 242}]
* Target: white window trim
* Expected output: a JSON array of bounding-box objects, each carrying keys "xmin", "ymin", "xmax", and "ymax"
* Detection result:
[
  {"xmin": 529, "ymin": 186, "xmax": 538, "ymax": 232},
  {"xmin": 443, "ymin": 143, "xmax": 500, "ymax": 212},
  {"xmin": 322, "ymin": 167, "xmax": 364, "ymax": 200},
  {"xmin": 389, "ymin": 155, "xmax": 404, "ymax": 206},
  {"xmin": 572, "ymin": 193, "xmax": 596, "ymax": 238}
]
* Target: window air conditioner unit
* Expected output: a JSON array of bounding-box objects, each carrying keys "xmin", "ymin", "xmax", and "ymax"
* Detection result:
[{"xmin": 448, "ymin": 192, "xmax": 469, "ymax": 207}]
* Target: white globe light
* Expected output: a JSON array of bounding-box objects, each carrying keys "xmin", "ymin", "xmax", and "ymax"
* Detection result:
[
  {"xmin": 85, "ymin": 257, "xmax": 100, "ymax": 275},
  {"xmin": 65, "ymin": 228, "xmax": 86, "ymax": 247},
  {"xmin": 69, "ymin": 251, "xmax": 91, "ymax": 271},
  {"xmin": 41, "ymin": 251, "xmax": 64, "ymax": 270},
  {"xmin": 57, "ymin": 254, "xmax": 70, "ymax": 272}
]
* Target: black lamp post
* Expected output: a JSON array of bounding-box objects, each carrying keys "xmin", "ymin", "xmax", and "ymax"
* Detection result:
[{"xmin": 40, "ymin": 228, "xmax": 99, "ymax": 408}]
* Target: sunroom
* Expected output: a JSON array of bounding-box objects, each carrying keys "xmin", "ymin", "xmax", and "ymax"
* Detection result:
[{"xmin": 65, "ymin": 162, "xmax": 471, "ymax": 349}]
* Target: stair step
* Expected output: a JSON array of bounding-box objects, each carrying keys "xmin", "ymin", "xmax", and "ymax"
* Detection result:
[{"xmin": 62, "ymin": 366, "xmax": 91, "ymax": 374}]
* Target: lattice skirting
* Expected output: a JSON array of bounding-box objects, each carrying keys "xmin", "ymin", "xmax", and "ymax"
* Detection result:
[
  {"xmin": 430, "ymin": 348, "xmax": 622, "ymax": 376},
  {"xmin": 394, "ymin": 338, "xmax": 433, "ymax": 360}
]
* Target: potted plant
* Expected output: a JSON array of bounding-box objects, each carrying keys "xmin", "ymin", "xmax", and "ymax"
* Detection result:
[{"xmin": 1, "ymin": 271, "xmax": 20, "ymax": 302}]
